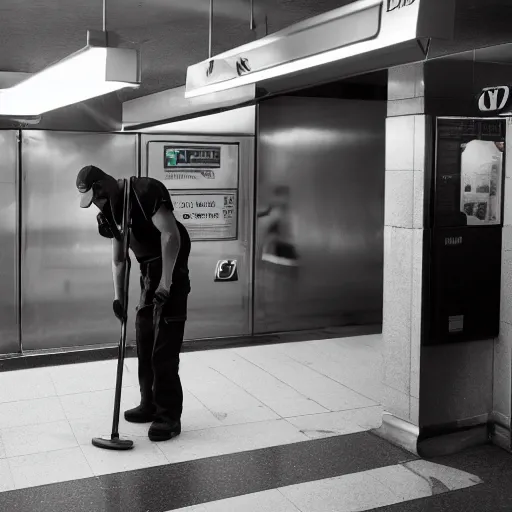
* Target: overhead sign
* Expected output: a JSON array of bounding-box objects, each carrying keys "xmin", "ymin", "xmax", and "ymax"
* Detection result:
[{"xmin": 478, "ymin": 86, "xmax": 511, "ymax": 115}]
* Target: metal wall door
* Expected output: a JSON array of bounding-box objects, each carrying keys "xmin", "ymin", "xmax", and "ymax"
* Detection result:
[
  {"xmin": 141, "ymin": 135, "xmax": 254, "ymax": 340},
  {"xmin": 255, "ymin": 97, "xmax": 386, "ymax": 333},
  {"xmin": 21, "ymin": 131, "xmax": 139, "ymax": 350},
  {"xmin": 0, "ymin": 131, "xmax": 20, "ymax": 355}
]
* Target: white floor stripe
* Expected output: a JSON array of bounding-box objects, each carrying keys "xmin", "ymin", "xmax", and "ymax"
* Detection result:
[{"xmin": 168, "ymin": 461, "xmax": 482, "ymax": 512}]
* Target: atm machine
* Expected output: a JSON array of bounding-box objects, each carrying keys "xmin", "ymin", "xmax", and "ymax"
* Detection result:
[{"xmin": 140, "ymin": 135, "xmax": 254, "ymax": 340}]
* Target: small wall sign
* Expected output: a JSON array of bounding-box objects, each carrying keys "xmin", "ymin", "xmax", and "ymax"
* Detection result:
[{"xmin": 477, "ymin": 86, "xmax": 511, "ymax": 115}]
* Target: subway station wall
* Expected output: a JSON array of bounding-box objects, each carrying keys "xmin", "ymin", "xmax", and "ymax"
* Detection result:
[
  {"xmin": 254, "ymin": 97, "xmax": 386, "ymax": 333},
  {"xmin": 0, "ymin": 97, "xmax": 385, "ymax": 354}
]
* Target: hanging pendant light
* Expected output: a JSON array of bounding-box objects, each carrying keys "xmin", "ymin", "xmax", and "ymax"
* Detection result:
[{"xmin": 0, "ymin": 1, "xmax": 141, "ymax": 116}]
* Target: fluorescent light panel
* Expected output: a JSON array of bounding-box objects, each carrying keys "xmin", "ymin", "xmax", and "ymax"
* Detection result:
[{"xmin": 0, "ymin": 45, "xmax": 140, "ymax": 116}]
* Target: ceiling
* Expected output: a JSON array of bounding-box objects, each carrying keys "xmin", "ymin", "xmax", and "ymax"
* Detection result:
[
  {"xmin": 0, "ymin": 0, "xmax": 357, "ymax": 102},
  {"xmin": 1, "ymin": 0, "xmax": 512, "ymax": 106}
]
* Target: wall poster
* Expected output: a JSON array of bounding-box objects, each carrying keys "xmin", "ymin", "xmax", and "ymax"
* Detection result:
[
  {"xmin": 435, "ymin": 118, "xmax": 506, "ymax": 227},
  {"xmin": 460, "ymin": 139, "xmax": 504, "ymax": 225},
  {"xmin": 171, "ymin": 191, "xmax": 237, "ymax": 241}
]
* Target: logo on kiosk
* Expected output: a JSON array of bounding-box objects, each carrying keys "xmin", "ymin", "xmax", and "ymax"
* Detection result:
[
  {"xmin": 478, "ymin": 86, "xmax": 511, "ymax": 114},
  {"xmin": 386, "ymin": 0, "xmax": 416, "ymax": 12}
]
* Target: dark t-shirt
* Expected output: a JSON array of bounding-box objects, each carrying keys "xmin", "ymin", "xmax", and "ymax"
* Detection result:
[{"xmin": 129, "ymin": 177, "xmax": 191, "ymax": 293}]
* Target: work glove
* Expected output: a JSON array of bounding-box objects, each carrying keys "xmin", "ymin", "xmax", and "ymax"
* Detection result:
[
  {"xmin": 113, "ymin": 299, "xmax": 127, "ymax": 322},
  {"xmin": 153, "ymin": 286, "xmax": 170, "ymax": 307},
  {"xmin": 97, "ymin": 212, "xmax": 115, "ymax": 239}
]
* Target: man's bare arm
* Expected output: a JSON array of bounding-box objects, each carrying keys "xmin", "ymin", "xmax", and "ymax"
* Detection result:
[
  {"xmin": 152, "ymin": 206, "xmax": 181, "ymax": 291},
  {"xmin": 112, "ymin": 236, "xmax": 127, "ymax": 306}
]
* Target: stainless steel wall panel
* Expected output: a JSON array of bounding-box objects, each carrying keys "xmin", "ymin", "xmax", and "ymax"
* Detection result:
[
  {"xmin": 141, "ymin": 134, "xmax": 254, "ymax": 340},
  {"xmin": 0, "ymin": 131, "xmax": 20, "ymax": 355},
  {"xmin": 254, "ymin": 97, "xmax": 386, "ymax": 333},
  {"xmin": 21, "ymin": 131, "xmax": 139, "ymax": 350}
]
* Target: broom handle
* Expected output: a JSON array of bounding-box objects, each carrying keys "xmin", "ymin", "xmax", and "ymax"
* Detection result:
[{"xmin": 111, "ymin": 178, "xmax": 132, "ymax": 439}]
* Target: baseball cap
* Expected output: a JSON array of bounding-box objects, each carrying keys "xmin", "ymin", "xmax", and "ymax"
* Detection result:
[{"xmin": 76, "ymin": 165, "xmax": 108, "ymax": 208}]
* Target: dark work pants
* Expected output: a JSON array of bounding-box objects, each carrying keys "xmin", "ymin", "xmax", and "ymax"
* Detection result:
[{"xmin": 135, "ymin": 258, "xmax": 188, "ymax": 422}]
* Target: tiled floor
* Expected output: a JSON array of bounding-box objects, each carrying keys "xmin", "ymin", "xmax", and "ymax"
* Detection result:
[
  {"xmin": 0, "ymin": 334, "xmax": 383, "ymax": 491},
  {"xmin": 0, "ymin": 332, "xmax": 498, "ymax": 512}
]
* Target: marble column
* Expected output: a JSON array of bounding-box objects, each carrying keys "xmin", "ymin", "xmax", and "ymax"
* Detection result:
[
  {"xmin": 493, "ymin": 117, "xmax": 512, "ymax": 449},
  {"xmin": 378, "ymin": 61, "xmax": 512, "ymax": 455},
  {"xmin": 376, "ymin": 62, "xmax": 428, "ymax": 453}
]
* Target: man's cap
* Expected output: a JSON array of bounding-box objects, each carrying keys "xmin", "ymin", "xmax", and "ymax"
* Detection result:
[{"xmin": 76, "ymin": 165, "xmax": 108, "ymax": 208}]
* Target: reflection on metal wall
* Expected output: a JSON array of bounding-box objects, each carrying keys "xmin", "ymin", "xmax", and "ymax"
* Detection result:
[
  {"xmin": 0, "ymin": 131, "xmax": 19, "ymax": 354},
  {"xmin": 255, "ymin": 97, "xmax": 385, "ymax": 333},
  {"xmin": 21, "ymin": 132, "xmax": 139, "ymax": 350}
]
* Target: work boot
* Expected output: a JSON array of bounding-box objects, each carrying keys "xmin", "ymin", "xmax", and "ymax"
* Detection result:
[
  {"xmin": 148, "ymin": 419, "xmax": 181, "ymax": 442},
  {"xmin": 124, "ymin": 404, "xmax": 156, "ymax": 423}
]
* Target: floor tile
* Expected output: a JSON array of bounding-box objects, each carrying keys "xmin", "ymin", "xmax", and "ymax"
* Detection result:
[
  {"xmin": 158, "ymin": 419, "xmax": 308, "ymax": 464},
  {"xmin": 182, "ymin": 391, "xmax": 224, "ymax": 431},
  {"xmin": 0, "ymin": 435, "xmax": 6, "ymax": 458},
  {"xmin": 1, "ymin": 420, "xmax": 77, "ymax": 458},
  {"xmin": 169, "ymin": 489, "xmax": 300, "ymax": 512},
  {"xmin": 59, "ymin": 386, "xmax": 142, "ymax": 421},
  {"xmin": 81, "ymin": 436, "xmax": 168, "ymax": 476},
  {"xmin": 8, "ymin": 447, "xmax": 93, "ymax": 489},
  {"xmin": 280, "ymin": 471, "xmax": 399, "ymax": 512},
  {"xmin": 0, "ymin": 459, "xmax": 15, "ymax": 492},
  {"xmin": 49, "ymin": 360, "xmax": 138, "ymax": 396},
  {"xmin": 183, "ymin": 365, "xmax": 280, "ymax": 426},
  {"xmin": 367, "ymin": 464, "xmax": 432, "ymax": 501},
  {"xmin": 348, "ymin": 406, "xmax": 384, "ymax": 430},
  {"xmin": 286, "ymin": 410, "xmax": 370, "ymax": 440},
  {"xmin": 193, "ymin": 350, "xmax": 328, "ymax": 418},
  {"xmin": 235, "ymin": 346, "xmax": 377, "ymax": 412},
  {"xmin": 404, "ymin": 460, "xmax": 483, "ymax": 491},
  {"xmin": 280, "ymin": 339, "xmax": 382, "ymax": 403},
  {"xmin": 0, "ymin": 397, "xmax": 66, "ymax": 430},
  {"xmin": 0, "ymin": 368, "xmax": 56, "ymax": 404}
]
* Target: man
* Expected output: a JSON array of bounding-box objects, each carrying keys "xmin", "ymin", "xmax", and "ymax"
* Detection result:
[{"xmin": 76, "ymin": 165, "xmax": 191, "ymax": 442}]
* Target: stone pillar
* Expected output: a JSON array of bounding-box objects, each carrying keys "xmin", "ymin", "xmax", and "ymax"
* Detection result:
[
  {"xmin": 376, "ymin": 62, "xmax": 427, "ymax": 453},
  {"xmin": 378, "ymin": 60, "xmax": 512, "ymax": 456},
  {"xmin": 493, "ymin": 117, "xmax": 512, "ymax": 449}
]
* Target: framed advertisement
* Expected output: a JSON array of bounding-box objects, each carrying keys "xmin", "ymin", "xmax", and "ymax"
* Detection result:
[
  {"xmin": 435, "ymin": 118, "xmax": 506, "ymax": 227},
  {"xmin": 171, "ymin": 190, "xmax": 238, "ymax": 241},
  {"xmin": 460, "ymin": 139, "xmax": 504, "ymax": 225}
]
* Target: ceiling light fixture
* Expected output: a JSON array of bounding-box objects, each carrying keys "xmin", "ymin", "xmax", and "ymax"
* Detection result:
[
  {"xmin": 185, "ymin": 0, "xmax": 383, "ymax": 98},
  {"xmin": 184, "ymin": 0, "xmax": 432, "ymax": 99},
  {"xmin": 0, "ymin": 0, "xmax": 140, "ymax": 116}
]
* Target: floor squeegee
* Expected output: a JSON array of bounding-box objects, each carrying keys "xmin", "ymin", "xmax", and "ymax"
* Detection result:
[{"xmin": 92, "ymin": 178, "xmax": 134, "ymax": 451}]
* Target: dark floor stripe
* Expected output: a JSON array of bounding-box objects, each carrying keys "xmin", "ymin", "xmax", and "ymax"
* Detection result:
[
  {"xmin": 0, "ymin": 431, "xmax": 414, "ymax": 512},
  {"xmin": 0, "ymin": 324, "xmax": 381, "ymax": 373}
]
